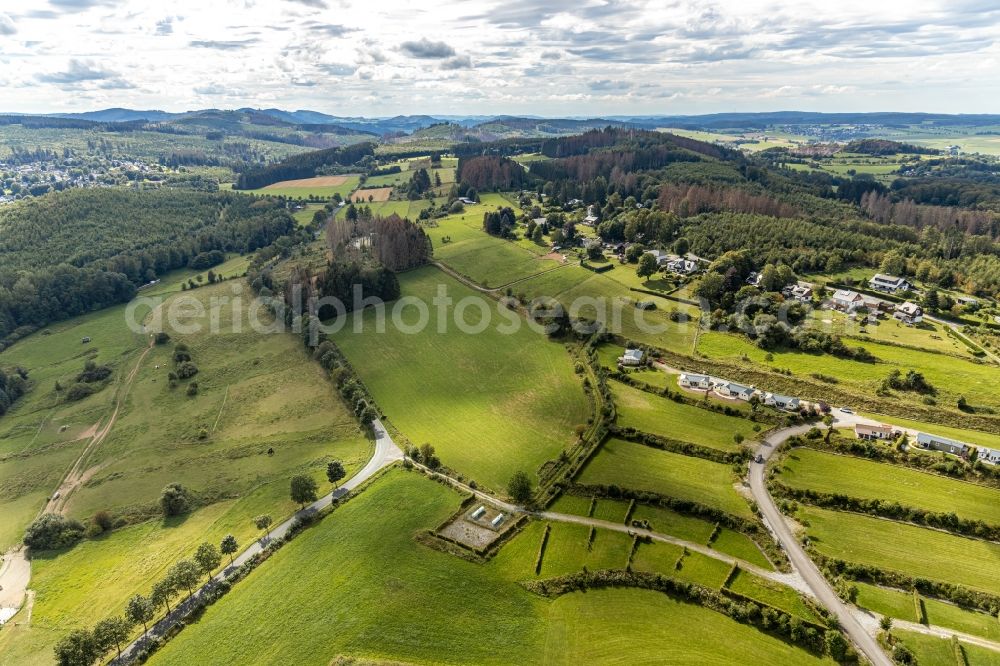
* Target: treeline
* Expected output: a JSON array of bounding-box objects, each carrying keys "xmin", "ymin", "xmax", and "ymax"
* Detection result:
[
  {"xmin": 456, "ymin": 156, "xmax": 530, "ymax": 191},
  {"xmin": 234, "ymin": 142, "xmax": 375, "ymax": 189},
  {"xmin": 657, "ymin": 183, "xmax": 800, "ymax": 219},
  {"xmin": 283, "ymin": 262, "xmax": 400, "ymax": 324},
  {"xmin": 860, "ymin": 190, "xmax": 1000, "ymax": 239},
  {"xmin": 844, "ymin": 139, "xmax": 937, "ymax": 156},
  {"xmin": 530, "ymin": 144, "xmax": 700, "ymax": 183},
  {"xmin": 327, "ymin": 213, "xmax": 431, "ymax": 271},
  {"xmin": 0, "ymin": 366, "xmax": 28, "ymax": 415}
]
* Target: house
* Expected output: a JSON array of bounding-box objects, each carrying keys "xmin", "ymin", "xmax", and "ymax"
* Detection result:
[
  {"xmin": 618, "ymin": 349, "xmax": 645, "ymax": 366},
  {"xmin": 746, "ymin": 271, "xmax": 762, "ymax": 286},
  {"xmin": 679, "ymin": 373, "xmax": 713, "ymax": 389},
  {"xmin": 831, "ymin": 289, "xmax": 864, "ymax": 312},
  {"xmin": 644, "ymin": 249, "xmax": 670, "ymax": 266},
  {"xmin": 893, "ymin": 302, "xmax": 923, "ymax": 325},
  {"xmin": 566, "ymin": 198, "xmax": 583, "ymax": 206},
  {"xmin": 956, "ymin": 296, "xmax": 979, "ymax": 307},
  {"xmin": 917, "ymin": 432, "xmax": 969, "ymax": 457},
  {"xmin": 870, "ymin": 274, "xmax": 911, "ymax": 294},
  {"xmin": 764, "ymin": 392, "xmax": 800, "ymax": 411},
  {"xmin": 789, "ymin": 285, "xmax": 812, "ymax": 302},
  {"xmin": 721, "ymin": 382, "xmax": 756, "ymax": 401},
  {"xmin": 459, "ymin": 197, "xmax": 477, "ymax": 205},
  {"xmin": 977, "ymin": 447, "xmax": 1000, "ymax": 465},
  {"xmin": 667, "ymin": 258, "xmax": 698, "ymax": 274},
  {"xmin": 854, "ymin": 423, "xmax": 896, "ymax": 440}
]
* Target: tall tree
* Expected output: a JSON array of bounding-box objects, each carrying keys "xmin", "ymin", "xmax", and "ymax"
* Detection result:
[
  {"xmin": 290, "ymin": 474, "xmax": 319, "ymax": 508},
  {"xmin": 193, "ymin": 542, "xmax": 222, "ymax": 581},
  {"xmin": 326, "ymin": 460, "xmax": 346, "ymax": 488},
  {"xmin": 93, "ymin": 616, "xmax": 131, "ymax": 661},
  {"xmin": 169, "ymin": 559, "xmax": 201, "ymax": 600},
  {"xmin": 125, "ymin": 593, "xmax": 154, "ymax": 637},
  {"xmin": 254, "ymin": 514, "xmax": 273, "ymax": 539},
  {"xmin": 220, "ymin": 534, "xmax": 239, "ymax": 566}
]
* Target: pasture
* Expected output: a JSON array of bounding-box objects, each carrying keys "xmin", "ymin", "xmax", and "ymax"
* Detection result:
[
  {"xmin": 778, "ymin": 447, "xmax": 1000, "ymax": 525},
  {"xmin": 799, "ymin": 506, "xmax": 1000, "ymax": 597},
  {"xmin": 241, "ymin": 175, "xmax": 361, "ymax": 199},
  {"xmin": 854, "ymin": 582, "xmax": 1000, "ymax": 643},
  {"xmin": 808, "ymin": 309, "xmax": 970, "ymax": 357},
  {"xmin": 610, "ymin": 380, "xmax": 756, "ymax": 451},
  {"xmin": 577, "ymin": 438, "xmax": 752, "ymax": 517},
  {"xmin": 349, "ymin": 187, "xmax": 392, "ymax": 203},
  {"xmin": 895, "ymin": 630, "xmax": 1000, "ymax": 666},
  {"xmin": 857, "ymin": 413, "xmax": 999, "ymax": 448},
  {"xmin": 332, "ymin": 266, "xmax": 589, "ymax": 493},
  {"xmin": 726, "ymin": 569, "xmax": 821, "ymax": 623}
]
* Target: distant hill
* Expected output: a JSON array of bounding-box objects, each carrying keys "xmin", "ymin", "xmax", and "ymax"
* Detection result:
[{"xmin": 52, "ymin": 108, "xmax": 179, "ymax": 123}]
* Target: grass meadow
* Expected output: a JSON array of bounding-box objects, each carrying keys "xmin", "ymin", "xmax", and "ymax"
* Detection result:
[
  {"xmin": 895, "ymin": 630, "xmax": 1000, "ymax": 666},
  {"xmin": 778, "ymin": 448, "xmax": 1000, "ymax": 524},
  {"xmin": 332, "ymin": 266, "xmax": 589, "ymax": 493},
  {"xmin": 241, "ymin": 175, "xmax": 361, "ymax": 199},
  {"xmin": 854, "ymin": 582, "xmax": 1000, "ymax": 643},
  {"xmin": 726, "ymin": 569, "xmax": 822, "ymax": 623},
  {"xmin": 799, "ymin": 506, "xmax": 1000, "ymax": 597},
  {"xmin": 577, "ymin": 438, "xmax": 752, "ymax": 517}
]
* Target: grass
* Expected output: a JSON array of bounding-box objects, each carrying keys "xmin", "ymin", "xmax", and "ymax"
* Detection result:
[
  {"xmin": 610, "ymin": 380, "xmax": 756, "ymax": 451},
  {"xmin": 536, "ymin": 522, "xmax": 632, "ymax": 577},
  {"xmin": 799, "ymin": 506, "xmax": 1000, "ymax": 597},
  {"xmin": 711, "ymin": 529, "xmax": 772, "ymax": 570},
  {"xmin": 778, "ymin": 448, "xmax": 1000, "ymax": 525},
  {"xmin": 697, "ymin": 329, "xmax": 1000, "ymax": 412},
  {"xmin": 727, "ymin": 570, "xmax": 821, "ymax": 623},
  {"xmin": 807, "ymin": 309, "xmax": 971, "ymax": 357},
  {"xmin": 857, "ymin": 413, "xmax": 999, "ymax": 448},
  {"xmin": 240, "ymin": 175, "xmax": 361, "ymax": 199},
  {"xmin": 332, "ymin": 266, "xmax": 589, "ymax": 493},
  {"xmin": 895, "ymin": 630, "xmax": 1000, "ymax": 666},
  {"xmin": 854, "ymin": 582, "xmax": 1000, "ymax": 642},
  {"xmin": 578, "ymin": 438, "xmax": 752, "ymax": 517},
  {"xmin": 543, "ymin": 588, "xmax": 835, "ymax": 665}
]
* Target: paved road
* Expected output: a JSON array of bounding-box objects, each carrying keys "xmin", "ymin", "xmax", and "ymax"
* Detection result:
[
  {"xmin": 115, "ymin": 419, "xmax": 403, "ymax": 663},
  {"xmin": 750, "ymin": 416, "xmax": 894, "ymax": 666}
]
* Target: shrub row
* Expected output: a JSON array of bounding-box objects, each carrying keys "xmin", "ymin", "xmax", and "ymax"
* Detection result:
[{"xmin": 612, "ymin": 425, "xmax": 752, "ymax": 465}]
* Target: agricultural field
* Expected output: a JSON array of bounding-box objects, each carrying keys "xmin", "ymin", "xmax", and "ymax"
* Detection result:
[
  {"xmin": 726, "ymin": 569, "xmax": 822, "ymax": 623},
  {"xmin": 807, "ymin": 309, "xmax": 971, "ymax": 357},
  {"xmin": 854, "ymin": 582, "xmax": 1000, "ymax": 643},
  {"xmin": 577, "ymin": 438, "xmax": 752, "ymax": 518},
  {"xmin": 610, "ymin": 380, "xmax": 757, "ymax": 451},
  {"xmin": 857, "ymin": 413, "xmax": 999, "ymax": 448},
  {"xmin": 237, "ymin": 175, "xmax": 361, "ymax": 199},
  {"xmin": 332, "ymin": 266, "xmax": 589, "ymax": 492},
  {"xmin": 777, "ymin": 447, "xmax": 1000, "ymax": 525},
  {"xmin": 348, "ymin": 186, "xmax": 392, "ymax": 203},
  {"xmin": 697, "ymin": 330, "xmax": 1000, "ymax": 413},
  {"xmin": 798, "ymin": 506, "xmax": 1000, "ymax": 597},
  {"xmin": 895, "ymin": 630, "xmax": 1000, "ymax": 666}
]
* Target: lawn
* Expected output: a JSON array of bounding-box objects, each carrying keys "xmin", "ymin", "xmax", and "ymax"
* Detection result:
[
  {"xmin": 697, "ymin": 330, "xmax": 1000, "ymax": 412},
  {"xmin": 799, "ymin": 506, "xmax": 1000, "ymax": 597},
  {"xmin": 778, "ymin": 448, "xmax": 1000, "ymax": 525},
  {"xmin": 577, "ymin": 438, "xmax": 752, "ymax": 517},
  {"xmin": 726, "ymin": 569, "xmax": 821, "ymax": 623},
  {"xmin": 807, "ymin": 309, "xmax": 970, "ymax": 357},
  {"xmin": 332, "ymin": 266, "xmax": 590, "ymax": 493},
  {"xmin": 610, "ymin": 380, "xmax": 756, "ymax": 451},
  {"xmin": 854, "ymin": 582, "xmax": 1000, "ymax": 643},
  {"xmin": 543, "ymin": 588, "xmax": 834, "ymax": 665}
]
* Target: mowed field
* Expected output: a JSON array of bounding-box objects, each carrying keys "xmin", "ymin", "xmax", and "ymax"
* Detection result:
[
  {"xmin": 610, "ymin": 380, "xmax": 756, "ymax": 451},
  {"xmin": 577, "ymin": 438, "xmax": 752, "ymax": 517},
  {"xmin": 348, "ymin": 187, "xmax": 392, "ymax": 203},
  {"xmin": 0, "ymin": 277, "xmax": 370, "ymax": 663},
  {"xmin": 854, "ymin": 582, "xmax": 1000, "ymax": 643},
  {"xmin": 778, "ymin": 447, "xmax": 1000, "ymax": 525},
  {"xmin": 895, "ymin": 630, "xmax": 1000, "ymax": 666},
  {"xmin": 238, "ymin": 175, "xmax": 361, "ymax": 199},
  {"xmin": 799, "ymin": 506, "xmax": 1000, "ymax": 597},
  {"xmin": 147, "ymin": 470, "xmax": 832, "ymax": 666},
  {"xmin": 332, "ymin": 266, "xmax": 589, "ymax": 492}
]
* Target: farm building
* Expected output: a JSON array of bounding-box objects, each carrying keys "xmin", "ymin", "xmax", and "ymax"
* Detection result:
[
  {"xmin": 978, "ymin": 447, "xmax": 1000, "ymax": 465},
  {"xmin": 831, "ymin": 289, "xmax": 864, "ymax": 312},
  {"xmin": 917, "ymin": 432, "xmax": 970, "ymax": 457},
  {"xmin": 870, "ymin": 274, "xmax": 912, "ymax": 294},
  {"xmin": 854, "ymin": 423, "xmax": 896, "ymax": 440},
  {"xmin": 679, "ymin": 373, "xmax": 712, "ymax": 389},
  {"xmin": 618, "ymin": 349, "xmax": 645, "ymax": 366},
  {"xmin": 764, "ymin": 393, "xmax": 800, "ymax": 411}
]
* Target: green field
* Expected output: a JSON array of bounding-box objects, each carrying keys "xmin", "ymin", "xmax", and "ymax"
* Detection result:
[
  {"xmin": 854, "ymin": 582, "xmax": 1000, "ymax": 643},
  {"xmin": 800, "ymin": 506, "xmax": 1000, "ymax": 597},
  {"xmin": 697, "ymin": 330, "xmax": 1000, "ymax": 412},
  {"xmin": 611, "ymin": 380, "xmax": 756, "ymax": 451},
  {"xmin": 235, "ymin": 175, "xmax": 361, "ymax": 199},
  {"xmin": 895, "ymin": 630, "xmax": 1000, "ymax": 666},
  {"xmin": 146, "ymin": 470, "xmax": 832, "ymax": 665},
  {"xmin": 332, "ymin": 266, "xmax": 589, "ymax": 492},
  {"xmin": 727, "ymin": 569, "xmax": 821, "ymax": 623},
  {"xmin": 578, "ymin": 438, "xmax": 751, "ymax": 517},
  {"xmin": 857, "ymin": 413, "xmax": 999, "ymax": 448},
  {"xmin": 778, "ymin": 448, "xmax": 1000, "ymax": 524},
  {"xmin": 808, "ymin": 309, "xmax": 971, "ymax": 357}
]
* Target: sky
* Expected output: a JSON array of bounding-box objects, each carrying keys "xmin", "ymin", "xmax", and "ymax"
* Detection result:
[{"xmin": 0, "ymin": 0, "xmax": 998, "ymax": 117}]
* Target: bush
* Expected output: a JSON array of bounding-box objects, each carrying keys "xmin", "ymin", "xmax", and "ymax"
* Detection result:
[
  {"xmin": 154, "ymin": 332, "xmax": 171, "ymax": 344},
  {"xmin": 160, "ymin": 483, "xmax": 192, "ymax": 516},
  {"xmin": 24, "ymin": 513, "xmax": 85, "ymax": 550},
  {"xmin": 186, "ymin": 382, "xmax": 199, "ymax": 397},
  {"xmin": 65, "ymin": 382, "xmax": 96, "ymax": 401},
  {"xmin": 176, "ymin": 361, "xmax": 199, "ymax": 379}
]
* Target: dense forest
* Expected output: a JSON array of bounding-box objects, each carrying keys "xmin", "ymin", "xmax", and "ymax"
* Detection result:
[
  {"xmin": 327, "ymin": 213, "xmax": 431, "ymax": 272},
  {"xmin": 234, "ymin": 142, "xmax": 375, "ymax": 189},
  {"xmin": 455, "ymin": 156, "xmax": 530, "ymax": 191}
]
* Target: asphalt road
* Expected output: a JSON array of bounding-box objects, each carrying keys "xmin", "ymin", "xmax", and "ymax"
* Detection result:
[{"xmin": 750, "ymin": 414, "xmax": 894, "ymax": 666}]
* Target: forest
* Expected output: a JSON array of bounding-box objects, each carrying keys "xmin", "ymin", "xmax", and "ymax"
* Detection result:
[{"xmin": 234, "ymin": 142, "xmax": 375, "ymax": 189}]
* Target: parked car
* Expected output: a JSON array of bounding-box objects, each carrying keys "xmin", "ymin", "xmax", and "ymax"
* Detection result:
[{"xmin": 840, "ymin": 407, "xmax": 854, "ymax": 414}]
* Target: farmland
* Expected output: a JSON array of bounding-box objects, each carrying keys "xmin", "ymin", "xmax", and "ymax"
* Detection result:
[
  {"xmin": 235, "ymin": 174, "xmax": 361, "ymax": 199},
  {"xmin": 610, "ymin": 380, "xmax": 757, "ymax": 451},
  {"xmin": 777, "ymin": 447, "xmax": 1000, "ymax": 525},
  {"xmin": 332, "ymin": 266, "xmax": 589, "ymax": 492},
  {"xmin": 577, "ymin": 438, "xmax": 752, "ymax": 517},
  {"xmin": 895, "ymin": 630, "xmax": 1000, "ymax": 666},
  {"xmin": 854, "ymin": 582, "xmax": 1000, "ymax": 643},
  {"xmin": 798, "ymin": 506, "xmax": 1000, "ymax": 597}
]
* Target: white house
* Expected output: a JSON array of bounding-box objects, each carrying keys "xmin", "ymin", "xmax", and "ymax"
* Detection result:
[
  {"xmin": 893, "ymin": 302, "xmax": 923, "ymax": 325},
  {"xmin": 870, "ymin": 274, "xmax": 911, "ymax": 294},
  {"xmin": 667, "ymin": 258, "xmax": 698, "ymax": 275},
  {"xmin": 789, "ymin": 285, "xmax": 812, "ymax": 302},
  {"xmin": 854, "ymin": 423, "xmax": 896, "ymax": 440},
  {"xmin": 917, "ymin": 432, "xmax": 969, "ymax": 457},
  {"xmin": 764, "ymin": 392, "xmax": 800, "ymax": 411},
  {"xmin": 644, "ymin": 249, "xmax": 670, "ymax": 267},
  {"xmin": 831, "ymin": 289, "xmax": 864, "ymax": 312},
  {"xmin": 977, "ymin": 447, "xmax": 1000, "ymax": 465},
  {"xmin": 721, "ymin": 382, "xmax": 756, "ymax": 401},
  {"xmin": 679, "ymin": 373, "xmax": 713, "ymax": 389},
  {"xmin": 618, "ymin": 349, "xmax": 645, "ymax": 366}
]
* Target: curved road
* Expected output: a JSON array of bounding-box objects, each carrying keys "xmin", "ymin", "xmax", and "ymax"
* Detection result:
[
  {"xmin": 114, "ymin": 419, "xmax": 403, "ymax": 663},
  {"xmin": 750, "ymin": 415, "xmax": 894, "ymax": 666}
]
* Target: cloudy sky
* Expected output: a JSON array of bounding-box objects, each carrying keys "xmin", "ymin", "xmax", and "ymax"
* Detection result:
[{"xmin": 0, "ymin": 0, "xmax": 997, "ymax": 116}]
